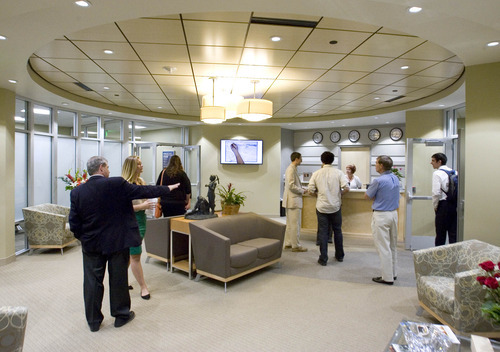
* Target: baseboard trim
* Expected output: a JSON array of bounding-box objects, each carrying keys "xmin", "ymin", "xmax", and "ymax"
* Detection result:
[{"xmin": 0, "ymin": 253, "xmax": 16, "ymax": 267}]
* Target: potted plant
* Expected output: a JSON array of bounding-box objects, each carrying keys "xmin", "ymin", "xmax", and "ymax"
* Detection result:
[{"xmin": 217, "ymin": 183, "xmax": 246, "ymax": 215}]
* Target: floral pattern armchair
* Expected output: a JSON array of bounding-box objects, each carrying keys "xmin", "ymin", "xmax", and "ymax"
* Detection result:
[
  {"xmin": 22, "ymin": 203, "xmax": 77, "ymax": 255},
  {"xmin": 0, "ymin": 306, "xmax": 28, "ymax": 352},
  {"xmin": 413, "ymin": 239, "xmax": 500, "ymax": 336}
]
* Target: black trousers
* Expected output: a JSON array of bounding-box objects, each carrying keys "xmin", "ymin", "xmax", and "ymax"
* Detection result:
[
  {"xmin": 82, "ymin": 248, "xmax": 131, "ymax": 328},
  {"xmin": 435, "ymin": 200, "xmax": 457, "ymax": 246},
  {"xmin": 317, "ymin": 209, "xmax": 344, "ymax": 263}
]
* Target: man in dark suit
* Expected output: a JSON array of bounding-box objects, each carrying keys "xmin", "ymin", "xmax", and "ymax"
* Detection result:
[{"xmin": 69, "ymin": 156, "xmax": 179, "ymax": 332}]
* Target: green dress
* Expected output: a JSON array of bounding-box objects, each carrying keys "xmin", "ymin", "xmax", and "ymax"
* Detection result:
[{"xmin": 130, "ymin": 209, "xmax": 146, "ymax": 255}]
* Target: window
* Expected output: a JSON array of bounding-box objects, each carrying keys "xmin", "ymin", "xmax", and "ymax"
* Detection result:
[
  {"xmin": 104, "ymin": 118, "xmax": 122, "ymax": 141},
  {"xmin": 58, "ymin": 110, "xmax": 76, "ymax": 136},
  {"xmin": 33, "ymin": 104, "xmax": 52, "ymax": 133},
  {"xmin": 81, "ymin": 114, "xmax": 99, "ymax": 139},
  {"xmin": 15, "ymin": 99, "xmax": 27, "ymax": 130}
]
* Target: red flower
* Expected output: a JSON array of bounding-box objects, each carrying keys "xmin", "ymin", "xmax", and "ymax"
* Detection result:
[
  {"xmin": 479, "ymin": 261, "xmax": 496, "ymax": 272},
  {"xmin": 83, "ymin": 172, "xmax": 87, "ymax": 179},
  {"xmin": 477, "ymin": 276, "xmax": 487, "ymax": 285},
  {"xmin": 495, "ymin": 273, "xmax": 500, "ymax": 278},
  {"xmin": 484, "ymin": 277, "xmax": 499, "ymax": 290},
  {"xmin": 66, "ymin": 173, "xmax": 75, "ymax": 182}
]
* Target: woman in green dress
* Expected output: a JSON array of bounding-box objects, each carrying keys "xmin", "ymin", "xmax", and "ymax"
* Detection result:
[{"xmin": 122, "ymin": 156, "xmax": 154, "ymax": 300}]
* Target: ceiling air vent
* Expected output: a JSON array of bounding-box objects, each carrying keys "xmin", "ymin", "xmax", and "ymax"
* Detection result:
[
  {"xmin": 250, "ymin": 16, "xmax": 318, "ymax": 28},
  {"xmin": 74, "ymin": 82, "xmax": 93, "ymax": 91},
  {"xmin": 385, "ymin": 95, "xmax": 405, "ymax": 103}
]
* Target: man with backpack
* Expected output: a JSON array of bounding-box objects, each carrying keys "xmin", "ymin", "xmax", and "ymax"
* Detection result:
[{"xmin": 430, "ymin": 153, "xmax": 458, "ymax": 246}]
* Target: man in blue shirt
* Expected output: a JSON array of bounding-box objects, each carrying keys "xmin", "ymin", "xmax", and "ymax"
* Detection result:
[{"xmin": 364, "ymin": 155, "xmax": 400, "ymax": 285}]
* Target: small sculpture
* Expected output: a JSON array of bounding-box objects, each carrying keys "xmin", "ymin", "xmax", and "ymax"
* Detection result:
[
  {"xmin": 185, "ymin": 196, "xmax": 217, "ymax": 220},
  {"xmin": 205, "ymin": 174, "xmax": 219, "ymax": 215}
]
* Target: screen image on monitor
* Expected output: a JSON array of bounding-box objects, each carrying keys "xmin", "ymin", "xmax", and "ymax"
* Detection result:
[{"xmin": 220, "ymin": 139, "xmax": 263, "ymax": 165}]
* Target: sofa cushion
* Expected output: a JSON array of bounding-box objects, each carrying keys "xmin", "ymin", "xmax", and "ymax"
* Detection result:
[
  {"xmin": 230, "ymin": 244, "xmax": 258, "ymax": 268},
  {"xmin": 239, "ymin": 238, "xmax": 281, "ymax": 259},
  {"xmin": 418, "ymin": 276, "xmax": 455, "ymax": 314}
]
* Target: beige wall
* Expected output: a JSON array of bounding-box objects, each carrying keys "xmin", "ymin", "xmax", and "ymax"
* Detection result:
[
  {"xmin": 190, "ymin": 124, "xmax": 281, "ymax": 216},
  {"xmin": 0, "ymin": 89, "xmax": 16, "ymax": 265},
  {"xmin": 405, "ymin": 110, "xmax": 443, "ymax": 139},
  {"xmin": 464, "ymin": 62, "xmax": 500, "ymax": 246}
]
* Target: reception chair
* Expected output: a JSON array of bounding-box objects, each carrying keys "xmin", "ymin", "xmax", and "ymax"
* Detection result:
[
  {"xmin": 413, "ymin": 239, "xmax": 500, "ymax": 336},
  {"xmin": 22, "ymin": 203, "xmax": 77, "ymax": 255}
]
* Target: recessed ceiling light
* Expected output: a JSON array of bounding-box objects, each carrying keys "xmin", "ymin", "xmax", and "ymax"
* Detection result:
[
  {"xmin": 342, "ymin": 124, "xmax": 346, "ymax": 127},
  {"xmin": 75, "ymin": 0, "xmax": 91, "ymax": 7},
  {"xmin": 439, "ymin": 104, "xmax": 445, "ymax": 107},
  {"xmin": 408, "ymin": 6, "xmax": 422, "ymax": 13},
  {"xmin": 61, "ymin": 102, "xmax": 69, "ymax": 106},
  {"xmin": 329, "ymin": 40, "xmax": 338, "ymax": 45},
  {"xmin": 157, "ymin": 106, "xmax": 163, "ymax": 109},
  {"xmin": 0, "ymin": 35, "xmax": 7, "ymax": 40},
  {"xmin": 330, "ymin": 121, "xmax": 335, "ymax": 124},
  {"xmin": 103, "ymin": 86, "xmax": 110, "ymax": 90},
  {"xmin": 8, "ymin": 79, "xmax": 17, "ymax": 84},
  {"xmin": 385, "ymin": 121, "xmax": 390, "ymax": 124},
  {"xmin": 270, "ymin": 36, "xmax": 281, "ymax": 42},
  {"xmin": 107, "ymin": 112, "xmax": 113, "ymax": 115},
  {"xmin": 487, "ymin": 41, "xmax": 499, "ymax": 47},
  {"xmin": 374, "ymin": 116, "xmax": 379, "ymax": 119},
  {"xmin": 103, "ymin": 49, "xmax": 113, "ymax": 55},
  {"xmin": 401, "ymin": 66, "xmax": 409, "ymax": 70},
  {"xmin": 33, "ymin": 108, "xmax": 50, "ymax": 115},
  {"xmin": 374, "ymin": 97, "xmax": 380, "ymax": 100}
]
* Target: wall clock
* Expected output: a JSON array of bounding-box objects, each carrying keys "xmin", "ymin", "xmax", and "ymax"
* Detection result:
[
  {"xmin": 368, "ymin": 129, "xmax": 381, "ymax": 141},
  {"xmin": 390, "ymin": 127, "xmax": 403, "ymax": 141},
  {"xmin": 330, "ymin": 131, "xmax": 341, "ymax": 143},
  {"xmin": 312, "ymin": 131, "xmax": 323, "ymax": 144},
  {"xmin": 348, "ymin": 130, "xmax": 360, "ymax": 143}
]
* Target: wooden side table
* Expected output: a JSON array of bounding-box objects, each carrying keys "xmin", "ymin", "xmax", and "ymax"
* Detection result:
[{"xmin": 170, "ymin": 217, "xmax": 196, "ymax": 279}]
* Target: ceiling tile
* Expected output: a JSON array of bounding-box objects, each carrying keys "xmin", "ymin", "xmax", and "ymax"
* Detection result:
[
  {"xmin": 183, "ymin": 20, "xmax": 247, "ymax": 46},
  {"xmin": 189, "ymin": 46, "xmax": 243, "ymax": 64},
  {"xmin": 300, "ymin": 29, "xmax": 373, "ymax": 54},
  {"xmin": 288, "ymin": 52, "xmax": 344, "ymax": 69},
  {"xmin": 144, "ymin": 62, "xmax": 193, "ymax": 75},
  {"xmin": 375, "ymin": 58, "xmax": 438, "ymax": 75},
  {"xmin": 37, "ymin": 71, "xmax": 76, "ymax": 82},
  {"xmin": 133, "ymin": 43, "xmax": 190, "ymax": 62},
  {"xmin": 318, "ymin": 69, "xmax": 367, "ymax": 83},
  {"xmin": 279, "ymin": 67, "xmax": 327, "ymax": 80},
  {"xmin": 307, "ymin": 81, "xmax": 349, "ymax": 91},
  {"xmin": 352, "ymin": 33, "xmax": 425, "ymax": 57},
  {"xmin": 153, "ymin": 75, "xmax": 195, "ymax": 86},
  {"xmin": 122, "ymin": 84, "xmax": 164, "ymax": 94},
  {"xmin": 356, "ymin": 72, "xmax": 407, "ymax": 85},
  {"xmin": 340, "ymin": 83, "xmax": 385, "ymax": 94},
  {"xmin": 95, "ymin": 60, "xmax": 149, "ymax": 74},
  {"xmin": 182, "ymin": 12, "xmax": 250, "ymax": 22},
  {"xmin": 297, "ymin": 90, "xmax": 334, "ymax": 99},
  {"xmin": 118, "ymin": 18, "xmax": 185, "ymax": 44},
  {"xmin": 245, "ymin": 24, "xmax": 312, "ymax": 50},
  {"xmin": 71, "ymin": 41, "xmax": 139, "ymax": 60},
  {"xmin": 42, "ymin": 58, "xmax": 102, "ymax": 73},
  {"xmin": 401, "ymin": 41, "xmax": 456, "ymax": 61},
  {"xmin": 393, "ymin": 75, "xmax": 445, "ymax": 88},
  {"xmin": 317, "ymin": 18, "xmax": 380, "ymax": 32},
  {"xmin": 66, "ymin": 72, "xmax": 117, "ymax": 84},
  {"xmin": 240, "ymin": 48, "xmax": 295, "ymax": 66},
  {"xmin": 333, "ymin": 54, "xmax": 392, "ymax": 71},
  {"xmin": 192, "ymin": 63, "xmax": 238, "ymax": 77},
  {"xmin": 29, "ymin": 58, "xmax": 60, "ymax": 71},
  {"xmin": 416, "ymin": 62, "xmax": 465, "ymax": 78},
  {"xmin": 237, "ymin": 65, "xmax": 283, "ymax": 80},
  {"xmin": 107, "ymin": 74, "xmax": 156, "ymax": 85}
]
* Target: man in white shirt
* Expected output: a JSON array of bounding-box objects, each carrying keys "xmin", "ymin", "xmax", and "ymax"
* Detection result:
[
  {"xmin": 283, "ymin": 152, "xmax": 308, "ymax": 252},
  {"xmin": 431, "ymin": 153, "xmax": 457, "ymax": 246},
  {"xmin": 308, "ymin": 152, "xmax": 349, "ymax": 266}
]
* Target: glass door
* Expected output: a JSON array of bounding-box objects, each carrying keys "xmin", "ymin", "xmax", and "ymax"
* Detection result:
[
  {"xmin": 405, "ymin": 138, "xmax": 457, "ymax": 250},
  {"xmin": 134, "ymin": 142, "xmax": 201, "ymax": 212}
]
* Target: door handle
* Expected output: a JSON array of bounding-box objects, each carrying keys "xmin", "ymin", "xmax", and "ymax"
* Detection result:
[{"xmin": 407, "ymin": 192, "xmax": 432, "ymax": 200}]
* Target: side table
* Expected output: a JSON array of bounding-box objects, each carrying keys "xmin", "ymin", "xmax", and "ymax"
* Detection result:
[{"xmin": 170, "ymin": 217, "xmax": 196, "ymax": 279}]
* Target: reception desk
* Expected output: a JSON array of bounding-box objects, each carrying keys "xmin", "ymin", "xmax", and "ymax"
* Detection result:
[{"xmin": 301, "ymin": 189, "xmax": 406, "ymax": 241}]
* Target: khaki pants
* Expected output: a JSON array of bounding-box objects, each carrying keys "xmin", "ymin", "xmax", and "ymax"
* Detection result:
[
  {"xmin": 371, "ymin": 210, "xmax": 398, "ymax": 282},
  {"xmin": 284, "ymin": 208, "xmax": 302, "ymax": 248}
]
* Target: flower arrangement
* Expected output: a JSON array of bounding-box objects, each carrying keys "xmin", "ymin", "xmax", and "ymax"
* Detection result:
[
  {"xmin": 59, "ymin": 169, "xmax": 88, "ymax": 191},
  {"xmin": 391, "ymin": 167, "xmax": 404, "ymax": 180},
  {"xmin": 217, "ymin": 183, "xmax": 246, "ymax": 206},
  {"xmin": 476, "ymin": 260, "xmax": 500, "ymax": 324}
]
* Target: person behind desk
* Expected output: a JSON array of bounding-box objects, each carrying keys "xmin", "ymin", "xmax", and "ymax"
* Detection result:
[
  {"xmin": 69, "ymin": 156, "xmax": 179, "ymax": 332},
  {"xmin": 346, "ymin": 164, "xmax": 362, "ymax": 189},
  {"xmin": 364, "ymin": 155, "xmax": 400, "ymax": 285},
  {"xmin": 156, "ymin": 155, "xmax": 192, "ymax": 217}
]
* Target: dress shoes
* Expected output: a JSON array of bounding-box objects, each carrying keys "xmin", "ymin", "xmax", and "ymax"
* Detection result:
[
  {"xmin": 284, "ymin": 245, "xmax": 292, "ymax": 249},
  {"xmin": 335, "ymin": 257, "xmax": 344, "ymax": 262},
  {"xmin": 114, "ymin": 311, "xmax": 135, "ymax": 328},
  {"xmin": 141, "ymin": 293, "xmax": 151, "ymax": 300},
  {"xmin": 317, "ymin": 259, "xmax": 327, "ymax": 266},
  {"xmin": 372, "ymin": 277, "xmax": 394, "ymax": 285},
  {"xmin": 128, "ymin": 285, "xmax": 133, "ymax": 290},
  {"xmin": 89, "ymin": 324, "xmax": 101, "ymax": 332},
  {"xmin": 292, "ymin": 246, "xmax": 308, "ymax": 252}
]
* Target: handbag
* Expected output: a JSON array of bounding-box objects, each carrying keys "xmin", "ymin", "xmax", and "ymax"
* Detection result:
[{"xmin": 155, "ymin": 169, "xmax": 166, "ymax": 218}]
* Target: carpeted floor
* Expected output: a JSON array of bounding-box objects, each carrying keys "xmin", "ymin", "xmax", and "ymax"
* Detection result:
[{"xmin": 0, "ymin": 225, "xmax": 436, "ymax": 352}]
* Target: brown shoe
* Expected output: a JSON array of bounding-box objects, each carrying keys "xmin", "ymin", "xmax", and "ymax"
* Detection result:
[
  {"xmin": 292, "ymin": 246, "xmax": 308, "ymax": 252},
  {"xmin": 284, "ymin": 245, "xmax": 292, "ymax": 249}
]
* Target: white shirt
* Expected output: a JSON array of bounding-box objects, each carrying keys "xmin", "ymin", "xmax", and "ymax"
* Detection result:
[
  {"xmin": 432, "ymin": 165, "xmax": 455, "ymax": 210},
  {"xmin": 347, "ymin": 175, "xmax": 362, "ymax": 189},
  {"xmin": 308, "ymin": 165, "xmax": 349, "ymax": 213}
]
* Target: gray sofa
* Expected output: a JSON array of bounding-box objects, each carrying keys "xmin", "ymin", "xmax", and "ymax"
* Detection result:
[
  {"xmin": 144, "ymin": 216, "xmax": 188, "ymax": 269},
  {"xmin": 189, "ymin": 213, "xmax": 286, "ymax": 291}
]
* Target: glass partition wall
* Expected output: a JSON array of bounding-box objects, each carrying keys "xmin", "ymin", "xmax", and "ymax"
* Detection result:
[{"xmin": 14, "ymin": 98, "xmax": 189, "ymax": 254}]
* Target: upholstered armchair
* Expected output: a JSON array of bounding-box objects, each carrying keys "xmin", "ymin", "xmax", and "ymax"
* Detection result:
[
  {"xmin": 22, "ymin": 203, "xmax": 77, "ymax": 255},
  {"xmin": 0, "ymin": 306, "xmax": 28, "ymax": 352},
  {"xmin": 413, "ymin": 239, "xmax": 500, "ymax": 336}
]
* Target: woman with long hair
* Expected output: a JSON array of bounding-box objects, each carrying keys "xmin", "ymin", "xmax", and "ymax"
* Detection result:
[
  {"xmin": 122, "ymin": 155, "xmax": 153, "ymax": 300},
  {"xmin": 156, "ymin": 155, "xmax": 192, "ymax": 216}
]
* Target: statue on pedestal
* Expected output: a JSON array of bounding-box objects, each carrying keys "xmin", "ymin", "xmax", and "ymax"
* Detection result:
[{"xmin": 206, "ymin": 174, "xmax": 219, "ymax": 215}]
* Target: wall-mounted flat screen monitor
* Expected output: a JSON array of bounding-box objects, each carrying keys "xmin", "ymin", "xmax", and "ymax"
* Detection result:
[{"xmin": 220, "ymin": 139, "xmax": 263, "ymax": 165}]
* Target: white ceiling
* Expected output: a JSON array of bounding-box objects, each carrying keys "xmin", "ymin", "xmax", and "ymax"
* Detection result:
[{"xmin": 2, "ymin": 0, "xmax": 498, "ymax": 129}]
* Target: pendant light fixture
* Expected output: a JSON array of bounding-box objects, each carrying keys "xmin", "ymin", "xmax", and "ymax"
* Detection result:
[
  {"xmin": 200, "ymin": 77, "xmax": 226, "ymax": 124},
  {"xmin": 236, "ymin": 80, "xmax": 273, "ymax": 122}
]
